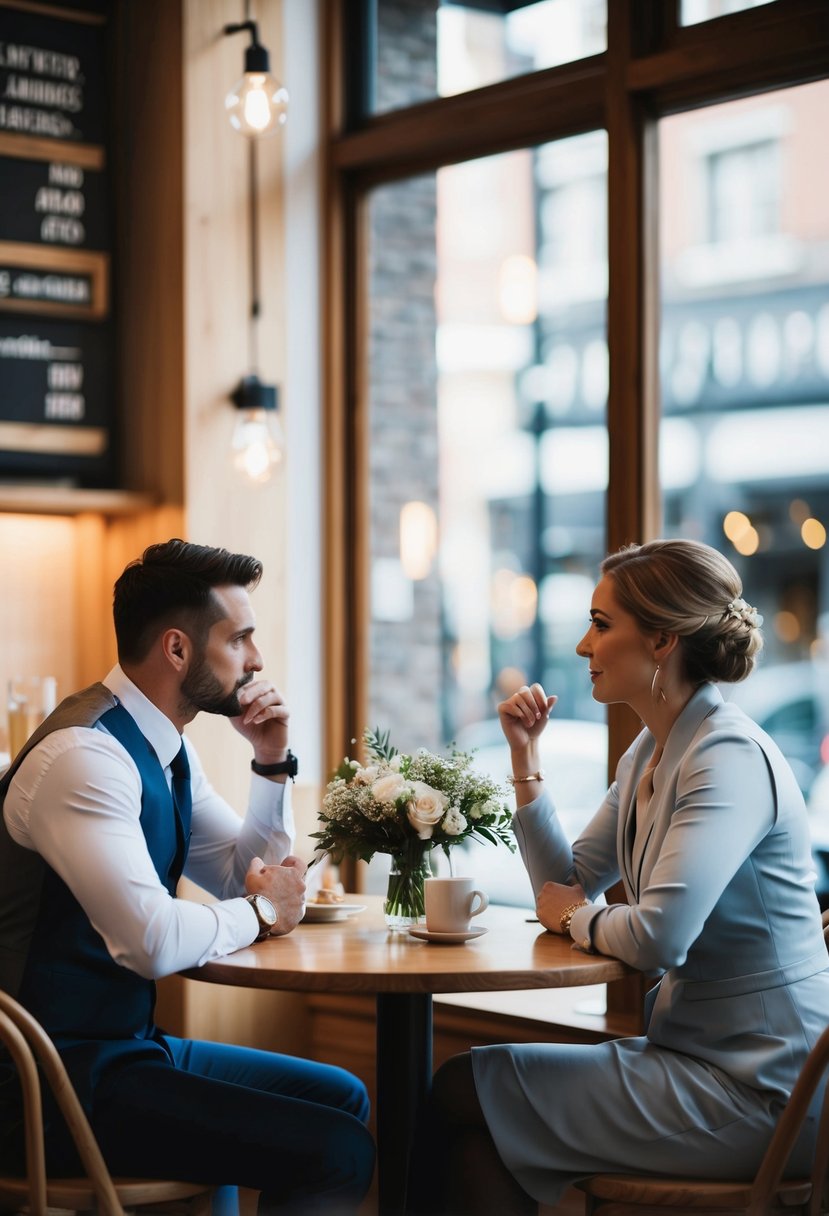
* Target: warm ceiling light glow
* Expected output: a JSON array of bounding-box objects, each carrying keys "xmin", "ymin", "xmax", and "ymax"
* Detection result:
[
  {"xmin": 802, "ymin": 517, "xmax": 826, "ymax": 550},
  {"xmin": 723, "ymin": 510, "xmax": 752, "ymax": 544},
  {"xmin": 400, "ymin": 501, "xmax": 438, "ymax": 580},
  {"xmin": 491, "ymin": 569, "xmax": 538, "ymax": 638},
  {"xmin": 789, "ymin": 498, "xmax": 811, "ymax": 526},
  {"xmin": 495, "ymin": 666, "xmax": 528, "ymax": 696},
  {"xmin": 733, "ymin": 526, "xmax": 760, "ymax": 556},
  {"xmin": 499, "ymin": 254, "xmax": 538, "ymax": 325},
  {"xmin": 773, "ymin": 611, "xmax": 801, "ymax": 644}
]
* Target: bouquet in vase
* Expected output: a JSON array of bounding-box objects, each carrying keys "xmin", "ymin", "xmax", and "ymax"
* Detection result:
[{"xmin": 312, "ymin": 727, "xmax": 514, "ymax": 928}]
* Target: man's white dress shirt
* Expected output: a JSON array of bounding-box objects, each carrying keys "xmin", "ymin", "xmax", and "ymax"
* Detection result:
[{"xmin": 4, "ymin": 666, "xmax": 294, "ymax": 979}]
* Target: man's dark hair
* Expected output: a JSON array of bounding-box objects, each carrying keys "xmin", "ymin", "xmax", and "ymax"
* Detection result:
[{"xmin": 113, "ymin": 539, "xmax": 263, "ymax": 663}]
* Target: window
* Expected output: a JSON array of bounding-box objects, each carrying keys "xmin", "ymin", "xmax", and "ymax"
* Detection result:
[
  {"xmin": 659, "ymin": 81, "xmax": 829, "ymax": 900},
  {"xmin": 326, "ymin": 0, "xmax": 829, "ymax": 1002},
  {"xmin": 365, "ymin": 134, "xmax": 608, "ymax": 902},
  {"xmin": 372, "ymin": 0, "xmax": 606, "ymax": 115},
  {"xmin": 680, "ymin": 0, "xmax": 776, "ymax": 25},
  {"xmin": 706, "ymin": 139, "xmax": 780, "ymax": 243}
]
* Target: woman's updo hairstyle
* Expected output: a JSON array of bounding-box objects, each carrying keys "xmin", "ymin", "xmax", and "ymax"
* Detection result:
[{"xmin": 601, "ymin": 539, "xmax": 763, "ymax": 686}]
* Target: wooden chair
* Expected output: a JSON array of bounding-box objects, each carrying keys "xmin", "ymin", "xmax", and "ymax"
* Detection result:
[
  {"xmin": 576, "ymin": 918, "xmax": 829, "ymax": 1215},
  {"xmin": 0, "ymin": 989, "xmax": 214, "ymax": 1216}
]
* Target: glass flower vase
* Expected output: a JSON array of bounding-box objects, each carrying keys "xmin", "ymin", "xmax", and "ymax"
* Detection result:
[{"xmin": 384, "ymin": 848, "xmax": 431, "ymax": 930}]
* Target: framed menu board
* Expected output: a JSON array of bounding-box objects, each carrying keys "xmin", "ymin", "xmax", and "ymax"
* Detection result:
[
  {"xmin": 0, "ymin": 313, "xmax": 111, "ymax": 479},
  {"xmin": 0, "ymin": 3, "xmax": 107, "ymax": 145},
  {"xmin": 0, "ymin": 0, "xmax": 113, "ymax": 485}
]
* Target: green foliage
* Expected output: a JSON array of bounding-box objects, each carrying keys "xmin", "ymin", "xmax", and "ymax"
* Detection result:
[
  {"xmin": 363, "ymin": 725, "xmax": 398, "ymax": 763},
  {"xmin": 312, "ymin": 730, "xmax": 515, "ymax": 866}
]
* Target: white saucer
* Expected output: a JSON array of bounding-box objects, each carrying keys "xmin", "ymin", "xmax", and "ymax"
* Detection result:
[
  {"xmin": 302, "ymin": 903, "xmax": 367, "ymax": 923},
  {"xmin": 407, "ymin": 926, "xmax": 488, "ymax": 944}
]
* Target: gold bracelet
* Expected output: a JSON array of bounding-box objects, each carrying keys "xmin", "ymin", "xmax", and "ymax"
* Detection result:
[
  {"xmin": 507, "ymin": 770, "xmax": 544, "ymax": 785},
  {"xmin": 559, "ymin": 899, "xmax": 590, "ymax": 935}
]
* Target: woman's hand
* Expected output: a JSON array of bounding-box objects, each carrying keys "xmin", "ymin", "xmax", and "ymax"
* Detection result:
[
  {"xmin": 497, "ymin": 683, "xmax": 557, "ymax": 751},
  {"xmin": 537, "ymin": 880, "xmax": 588, "ymax": 934}
]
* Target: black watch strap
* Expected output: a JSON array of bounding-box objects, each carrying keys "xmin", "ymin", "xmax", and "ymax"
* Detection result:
[{"xmin": 251, "ymin": 749, "xmax": 298, "ymax": 779}]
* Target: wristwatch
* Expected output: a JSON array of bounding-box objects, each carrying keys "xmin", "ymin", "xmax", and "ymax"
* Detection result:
[
  {"xmin": 245, "ymin": 893, "xmax": 278, "ymax": 941},
  {"xmin": 250, "ymin": 750, "xmax": 298, "ymax": 780}
]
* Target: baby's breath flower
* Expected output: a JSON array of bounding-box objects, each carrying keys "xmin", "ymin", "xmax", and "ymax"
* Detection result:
[{"xmin": 310, "ymin": 729, "xmax": 514, "ymax": 865}]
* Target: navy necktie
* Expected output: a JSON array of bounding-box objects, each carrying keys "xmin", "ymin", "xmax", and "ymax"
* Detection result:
[{"xmin": 170, "ymin": 742, "xmax": 192, "ymax": 880}]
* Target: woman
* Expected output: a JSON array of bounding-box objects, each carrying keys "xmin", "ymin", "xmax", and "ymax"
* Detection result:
[{"xmin": 415, "ymin": 539, "xmax": 829, "ymax": 1215}]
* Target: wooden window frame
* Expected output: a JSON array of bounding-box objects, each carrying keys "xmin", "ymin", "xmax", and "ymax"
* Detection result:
[{"xmin": 322, "ymin": 0, "xmax": 829, "ymax": 1015}]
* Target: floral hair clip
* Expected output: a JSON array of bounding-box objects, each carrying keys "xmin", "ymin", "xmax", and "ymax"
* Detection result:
[{"xmin": 725, "ymin": 598, "xmax": 763, "ymax": 628}]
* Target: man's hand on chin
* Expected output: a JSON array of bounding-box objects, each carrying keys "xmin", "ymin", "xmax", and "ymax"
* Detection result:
[{"xmin": 231, "ymin": 679, "xmax": 290, "ymax": 760}]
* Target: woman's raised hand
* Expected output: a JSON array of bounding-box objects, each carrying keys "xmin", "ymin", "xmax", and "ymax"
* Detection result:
[{"xmin": 497, "ymin": 683, "xmax": 557, "ymax": 750}]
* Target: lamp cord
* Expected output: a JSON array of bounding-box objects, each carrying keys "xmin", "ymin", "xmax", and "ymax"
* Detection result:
[
  {"xmin": 249, "ymin": 139, "xmax": 260, "ymax": 371},
  {"xmin": 245, "ymin": 0, "xmax": 260, "ymax": 373}
]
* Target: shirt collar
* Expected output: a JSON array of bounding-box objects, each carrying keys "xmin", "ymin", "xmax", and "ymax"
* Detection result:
[{"xmin": 103, "ymin": 664, "xmax": 184, "ymax": 772}]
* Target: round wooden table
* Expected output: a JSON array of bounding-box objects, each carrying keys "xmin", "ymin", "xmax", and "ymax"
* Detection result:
[{"xmin": 181, "ymin": 896, "xmax": 632, "ymax": 1214}]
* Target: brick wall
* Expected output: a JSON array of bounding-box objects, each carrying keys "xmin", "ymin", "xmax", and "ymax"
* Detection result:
[{"xmin": 367, "ymin": 0, "xmax": 443, "ymax": 752}]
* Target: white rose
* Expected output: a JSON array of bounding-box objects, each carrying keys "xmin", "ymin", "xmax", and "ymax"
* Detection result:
[
  {"xmin": 372, "ymin": 772, "xmax": 407, "ymax": 803},
  {"xmin": 353, "ymin": 764, "xmax": 379, "ymax": 786},
  {"xmin": 389, "ymin": 754, "xmax": 403, "ymax": 772},
  {"xmin": 406, "ymin": 781, "xmax": 449, "ymax": 840},
  {"xmin": 441, "ymin": 807, "xmax": 467, "ymax": 836}
]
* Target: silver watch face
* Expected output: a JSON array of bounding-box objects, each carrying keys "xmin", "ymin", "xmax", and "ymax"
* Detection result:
[{"xmin": 252, "ymin": 894, "xmax": 277, "ymax": 927}]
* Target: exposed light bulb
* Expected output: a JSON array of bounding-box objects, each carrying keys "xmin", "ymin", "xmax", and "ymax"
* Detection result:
[
  {"xmin": 226, "ymin": 71, "xmax": 289, "ymax": 137},
  {"xmin": 223, "ymin": 21, "xmax": 288, "ymax": 138},
  {"xmin": 231, "ymin": 407, "xmax": 284, "ymax": 483}
]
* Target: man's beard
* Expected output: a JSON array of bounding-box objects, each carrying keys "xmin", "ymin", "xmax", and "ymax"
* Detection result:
[{"xmin": 181, "ymin": 653, "xmax": 253, "ymax": 717}]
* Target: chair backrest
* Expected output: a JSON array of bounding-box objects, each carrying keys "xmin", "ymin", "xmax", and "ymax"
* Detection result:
[
  {"xmin": 0, "ymin": 989, "xmax": 125, "ymax": 1216},
  {"xmin": 747, "ymin": 1022, "xmax": 829, "ymax": 1216}
]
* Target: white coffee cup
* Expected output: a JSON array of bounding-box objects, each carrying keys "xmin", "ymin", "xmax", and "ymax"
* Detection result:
[{"xmin": 424, "ymin": 877, "xmax": 488, "ymax": 934}]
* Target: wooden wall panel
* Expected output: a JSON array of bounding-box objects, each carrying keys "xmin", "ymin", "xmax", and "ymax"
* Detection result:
[
  {"xmin": 178, "ymin": 0, "xmax": 300, "ymax": 1054},
  {"xmin": 182, "ymin": 0, "xmax": 288, "ymax": 811},
  {"xmin": 113, "ymin": 0, "xmax": 185, "ymax": 504},
  {"xmin": 0, "ymin": 515, "xmax": 78, "ymax": 746}
]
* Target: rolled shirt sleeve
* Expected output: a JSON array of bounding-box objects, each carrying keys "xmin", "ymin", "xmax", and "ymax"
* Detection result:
[{"xmin": 4, "ymin": 726, "xmax": 292, "ymax": 980}]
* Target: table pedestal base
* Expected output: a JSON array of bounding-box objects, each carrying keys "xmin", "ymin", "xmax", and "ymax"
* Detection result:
[{"xmin": 376, "ymin": 992, "xmax": 433, "ymax": 1216}]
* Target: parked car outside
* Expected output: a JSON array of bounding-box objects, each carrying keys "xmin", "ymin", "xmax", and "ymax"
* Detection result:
[
  {"xmin": 723, "ymin": 660, "xmax": 829, "ymax": 798},
  {"xmin": 725, "ymin": 660, "xmax": 829, "ymax": 909},
  {"xmin": 807, "ymin": 762, "xmax": 829, "ymax": 908}
]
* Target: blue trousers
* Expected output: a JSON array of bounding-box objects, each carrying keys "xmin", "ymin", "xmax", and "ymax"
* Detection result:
[{"xmin": 41, "ymin": 1037, "xmax": 376, "ymax": 1215}]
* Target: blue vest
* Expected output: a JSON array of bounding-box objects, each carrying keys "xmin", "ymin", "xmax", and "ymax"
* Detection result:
[{"xmin": 0, "ymin": 688, "xmax": 192, "ymax": 1115}]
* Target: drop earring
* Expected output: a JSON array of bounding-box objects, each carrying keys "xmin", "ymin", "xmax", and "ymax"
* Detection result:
[{"xmin": 651, "ymin": 664, "xmax": 667, "ymax": 704}]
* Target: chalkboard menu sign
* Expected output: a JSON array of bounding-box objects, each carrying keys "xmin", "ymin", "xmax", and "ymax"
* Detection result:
[
  {"xmin": 0, "ymin": 314, "xmax": 110, "ymax": 477},
  {"xmin": 0, "ymin": 152, "xmax": 108, "ymax": 249},
  {"xmin": 0, "ymin": 0, "xmax": 112, "ymax": 485},
  {"xmin": 0, "ymin": 5, "xmax": 107, "ymax": 145}
]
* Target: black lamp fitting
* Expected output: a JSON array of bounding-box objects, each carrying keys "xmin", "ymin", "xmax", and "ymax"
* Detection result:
[
  {"xmin": 230, "ymin": 374, "xmax": 278, "ymax": 412},
  {"xmin": 223, "ymin": 20, "xmax": 271, "ymax": 74}
]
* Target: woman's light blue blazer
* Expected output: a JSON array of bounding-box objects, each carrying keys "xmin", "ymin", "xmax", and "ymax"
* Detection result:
[{"xmin": 472, "ymin": 682, "xmax": 829, "ymax": 1206}]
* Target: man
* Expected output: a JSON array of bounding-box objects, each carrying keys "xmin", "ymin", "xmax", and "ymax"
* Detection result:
[{"xmin": 0, "ymin": 539, "xmax": 374, "ymax": 1214}]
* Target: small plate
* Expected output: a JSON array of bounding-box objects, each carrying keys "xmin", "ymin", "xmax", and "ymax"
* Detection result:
[
  {"xmin": 302, "ymin": 902, "xmax": 367, "ymax": 923},
  {"xmin": 407, "ymin": 926, "xmax": 488, "ymax": 944}
]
